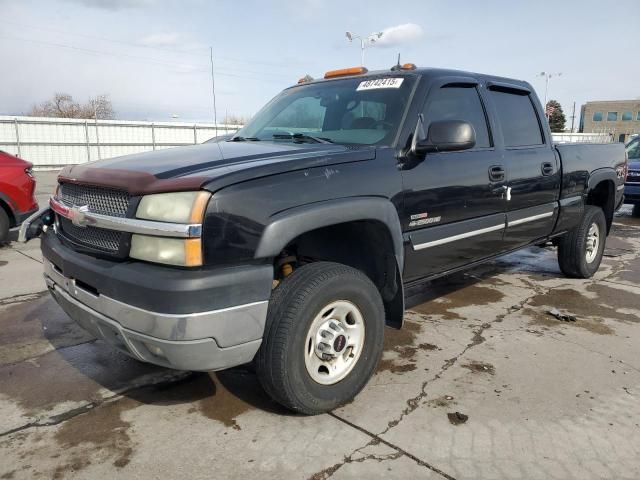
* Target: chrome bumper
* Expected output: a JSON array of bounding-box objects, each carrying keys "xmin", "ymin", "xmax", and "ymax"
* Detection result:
[{"xmin": 44, "ymin": 259, "xmax": 266, "ymax": 371}]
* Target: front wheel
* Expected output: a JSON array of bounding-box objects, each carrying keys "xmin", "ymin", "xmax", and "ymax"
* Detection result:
[
  {"xmin": 557, "ymin": 205, "xmax": 606, "ymax": 278},
  {"xmin": 256, "ymin": 262, "xmax": 385, "ymax": 415},
  {"xmin": 632, "ymin": 204, "xmax": 640, "ymax": 218}
]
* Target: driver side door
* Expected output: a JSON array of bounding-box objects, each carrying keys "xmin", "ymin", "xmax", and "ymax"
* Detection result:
[{"xmin": 401, "ymin": 79, "xmax": 507, "ymax": 282}]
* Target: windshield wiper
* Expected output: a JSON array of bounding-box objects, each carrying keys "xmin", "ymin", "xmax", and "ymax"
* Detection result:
[
  {"xmin": 229, "ymin": 136, "xmax": 260, "ymax": 142},
  {"xmin": 272, "ymin": 133, "xmax": 333, "ymax": 144}
]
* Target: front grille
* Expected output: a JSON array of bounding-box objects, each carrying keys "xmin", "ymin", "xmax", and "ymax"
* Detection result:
[
  {"xmin": 59, "ymin": 217, "xmax": 123, "ymax": 253},
  {"xmin": 59, "ymin": 183, "xmax": 130, "ymax": 217},
  {"xmin": 627, "ymin": 170, "xmax": 640, "ymax": 183},
  {"xmin": 57, "ymin": 183, "xmax": 130, "ymax": 254}
]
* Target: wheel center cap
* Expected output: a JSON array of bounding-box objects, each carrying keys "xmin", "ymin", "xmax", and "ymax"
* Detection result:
[{"xmin": 333, "ymin": 335, "xmax": 347, "ymax": 353}]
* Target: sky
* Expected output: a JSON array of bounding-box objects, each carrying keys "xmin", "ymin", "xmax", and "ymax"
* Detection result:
[{"xmin": 1, "ymin": 0, "xmax": 639, "ymax": 126}]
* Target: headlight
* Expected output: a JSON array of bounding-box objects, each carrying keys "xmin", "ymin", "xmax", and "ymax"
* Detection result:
[
  {"xmin": 136, "ymin": 191, "xmax": 211, "ymax": 223},
  {"xmin": 130, "ymin": 235, "xmax": 202, "ymax": 267}
]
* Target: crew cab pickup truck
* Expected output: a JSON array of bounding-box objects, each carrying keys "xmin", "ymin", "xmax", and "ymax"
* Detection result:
[
  {"xmin": 625, "ymin": 137, "xmax": 640, "ymax": 216},
  {"xmin": 21, "ymin": 65, "xmax": 627, "ymax": 414}
]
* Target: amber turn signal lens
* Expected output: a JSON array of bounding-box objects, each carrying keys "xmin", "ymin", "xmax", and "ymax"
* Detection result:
[
  {"xmin": 189, "ymin": 191, "xmax": 211, "ymax": 224},
  {"xmin": 324, "ymin": 66, "xmax": 368, "ymax": 79},
  {"xmin": 184, "ymin": 238, "xmax": 203, "ymax": 267}
]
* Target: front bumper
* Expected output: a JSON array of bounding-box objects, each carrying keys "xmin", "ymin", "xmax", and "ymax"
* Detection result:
[
  {"xmin": 42, "ymin": 231, "xmax": 273, "ymax": 371},
  {"xmin": 624, "ymin": 184, "xmax": 640, "ymax": 204}
]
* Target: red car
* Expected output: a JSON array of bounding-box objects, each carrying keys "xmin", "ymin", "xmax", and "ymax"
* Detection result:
[{"xmin": 0, "ymin": 151, "xmax": 38, "ymax": 243}]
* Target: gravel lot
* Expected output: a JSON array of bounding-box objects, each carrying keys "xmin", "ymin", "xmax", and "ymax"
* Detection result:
[{"xmin": 1, "ymin": 171, "xmax": 639, "ymax": 479}]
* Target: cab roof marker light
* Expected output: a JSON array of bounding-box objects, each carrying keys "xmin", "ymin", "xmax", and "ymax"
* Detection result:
[
  {"xmin": 324, "ymin": 67, "xmax": 368, "ymax": 79},
  {"xmin": 401, "ymin": 63, "xmax": 417, "ymax": 70}
]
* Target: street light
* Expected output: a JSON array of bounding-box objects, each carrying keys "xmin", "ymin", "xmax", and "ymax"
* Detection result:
[
  {"xmin": 539, "ymin": 71, "xmax": 562, "ymax": 118},
  {"xmin": 346, "ymin": 31, "xmax": 383, "ymax": 66}
]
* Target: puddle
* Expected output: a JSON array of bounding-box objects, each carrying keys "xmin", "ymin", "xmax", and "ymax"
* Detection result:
[
  {"xmin": 0, "ymin": 294, "xmax": 93, "ymax": 365},
  {"xmin": 410, "ymin": 284, "xmax": 504, "ymax": 320},
  {"xmin": 523, "ymin": 308, "xmax": 614, "ymax": 335},
  {"xmin": 54, "ymin": 397, "xmax": 135, "ymax": 471},
  {"xmin": 528, "ymin": 286, "xmax": 638, "ymax": 326},
  {"xmin": 377, "ymin": 320, "xmax": 437, "ymax": 374}
]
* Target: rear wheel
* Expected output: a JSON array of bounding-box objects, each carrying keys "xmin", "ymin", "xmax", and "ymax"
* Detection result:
[
  {"xmin": 0, "ymin": 208, "xmax": 10, "ymax": 244},
  {"xmin": 256, "ymin": 262, "xmax": 385, "ymax": 414},
  {"xmin": 632, "ymin": 204, "xmax": 640, "ymax": 218},
  {"xmin": 557, "ymin": 205, "xmax": 606, "ymax": 278}
]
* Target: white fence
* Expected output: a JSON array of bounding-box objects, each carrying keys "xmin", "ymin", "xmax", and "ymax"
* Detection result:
[
  {"xmin": 552, "ymin": 132, "xmax": 612, "ymax": 144},
  {"xmin": 0, "ymin": 116, "xmax": 241, "ymax": 168}
]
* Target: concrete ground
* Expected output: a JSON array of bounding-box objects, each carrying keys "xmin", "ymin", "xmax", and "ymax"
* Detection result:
[{"xmin": 1, "ymin": 171, "xmax": 639, "ymax": 479}]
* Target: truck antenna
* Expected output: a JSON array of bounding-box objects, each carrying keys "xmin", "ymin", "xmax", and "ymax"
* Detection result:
[{"xmin": 391, "ymin": 53, "xmax": 401, "ymax": 71}]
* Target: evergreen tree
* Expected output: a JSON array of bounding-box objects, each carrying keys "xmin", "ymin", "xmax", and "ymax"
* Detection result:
[{"xmin": 546, "ymin": 100, "xmax": 566, "ymax": 132}]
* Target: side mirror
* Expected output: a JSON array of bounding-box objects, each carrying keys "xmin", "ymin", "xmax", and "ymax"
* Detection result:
[{"xmin": 412, "ymin": 119, "xmax": 476, "ymax": 155}]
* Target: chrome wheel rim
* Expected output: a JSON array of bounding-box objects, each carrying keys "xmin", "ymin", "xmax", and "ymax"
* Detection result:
[
  {"xmin": 304, "ymin": 300, "xmax": 365, "ymax": 385},
  {"xmin": 585, "ymin": 222, "xmax": 600, "ymax": 264}
]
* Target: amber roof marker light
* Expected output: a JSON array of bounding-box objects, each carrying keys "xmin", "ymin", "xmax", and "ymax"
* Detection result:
[{"xmin": 324, "ymin": 66, "xmax": 369, "ymax": 79}]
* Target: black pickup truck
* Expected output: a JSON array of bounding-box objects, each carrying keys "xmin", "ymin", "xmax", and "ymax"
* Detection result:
[{"xmin": 21, "ymin": 65, "xmax": 627, "ymax": 414}]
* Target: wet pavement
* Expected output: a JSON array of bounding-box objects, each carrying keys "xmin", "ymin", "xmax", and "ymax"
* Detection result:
[{"xmin": 1, "ymin": 172, "xmax": 639, "ymax": 479}]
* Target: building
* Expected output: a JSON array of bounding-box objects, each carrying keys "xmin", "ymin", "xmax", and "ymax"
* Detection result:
[{"xmin": 579, "ymin": 99, "xmax": 640, "ymax": 143}]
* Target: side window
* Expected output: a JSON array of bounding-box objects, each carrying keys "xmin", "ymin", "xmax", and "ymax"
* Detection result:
[
  {"xmin": 423, "ymin": 86, "xmax": 491, "ymax": 148},
  {"xmin": 490, "ymin": 90, "xmax": 543, "ymax": 147}
]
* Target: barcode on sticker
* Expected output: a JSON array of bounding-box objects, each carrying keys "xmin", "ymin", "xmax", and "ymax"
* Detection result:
[{"xmin": 356, "ymin": 78, "xmax": 404, "ymax": 91}]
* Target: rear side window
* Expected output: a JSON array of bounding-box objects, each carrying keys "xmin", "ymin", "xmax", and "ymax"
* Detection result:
[
  {"xmin": 423, "ymin": 86, "xmax": 491, "ymax": 148},
  {"xmin": 490, "ymin": 90, "xmax": 543, "ymax": 147}
]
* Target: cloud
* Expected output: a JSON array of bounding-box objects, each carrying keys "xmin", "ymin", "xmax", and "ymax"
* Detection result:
[
  {"xmin": 62, "ymin": 0, "xmax": 156, "ymax": 10},
  {"xmin": 376, "ymin": 23, "xmax": 423, "ymax": 47},
  {"xmin": 139, "ymin": 33, "xmax": 182, "ymax": 47}
]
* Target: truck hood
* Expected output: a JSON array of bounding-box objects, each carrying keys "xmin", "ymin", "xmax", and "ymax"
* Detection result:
[{"xmin": 58, "ymin": 141, "xmax": 376, "ymax": 195}]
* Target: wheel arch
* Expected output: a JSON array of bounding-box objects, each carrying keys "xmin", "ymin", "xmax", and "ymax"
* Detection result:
[
  {"xmin": 586, "ymin": 170, "xmax": 616, "ymax": 234},
  {"xmin": 255, "ymin": 197, "xmax": 405, "ymax": 329},
  {"xmin": 0, "ymin": 193, "xmax": 16, "ymax": 228}
]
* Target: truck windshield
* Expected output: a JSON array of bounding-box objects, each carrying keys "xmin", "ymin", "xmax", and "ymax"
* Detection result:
[
  {"xmin": 626, "ymin": 138, "xmax": 640, "ymax": 159},
  {"xmin": 234, "ymin": 75, "xmax": 417, "ymax": 146}
]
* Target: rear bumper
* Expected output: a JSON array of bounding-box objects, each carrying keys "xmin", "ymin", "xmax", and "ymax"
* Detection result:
[
  {"xmin": 42, "ymin": 231, "xmax": 273, "ymax": 371},
  {"xmin": 624, "ymin": 184, "xmax": 640, "ymax": 204}
]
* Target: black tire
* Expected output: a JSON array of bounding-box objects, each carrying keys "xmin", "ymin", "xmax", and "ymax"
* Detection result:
[
  {"xmin": 632, "ymin": 204, "xmax": 640, "ymax": 218},
  {"xmin": 256, "ymin": 262, "xmax": 385, "ymax": 415},
  {"xmin": 0, "ymin": 208, "xmax": 10, "ymax": 244},
  {"xmin": 557, "ymin": 205, "xmax": 607, "ymax": 279}
]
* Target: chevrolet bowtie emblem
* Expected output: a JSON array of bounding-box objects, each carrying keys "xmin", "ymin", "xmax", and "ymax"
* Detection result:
[{"xmin": 69, "ymin": 205, "xmax": 90, "ymax": 227}]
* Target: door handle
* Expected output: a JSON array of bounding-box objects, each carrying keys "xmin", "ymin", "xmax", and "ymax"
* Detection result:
[
  {"xmin": 489, "ymin": 165, "xmax": 505, "ymax": 182},
  {"xmin": 541, "ymin": 162, "xmax": 554, "ymax": 176}
]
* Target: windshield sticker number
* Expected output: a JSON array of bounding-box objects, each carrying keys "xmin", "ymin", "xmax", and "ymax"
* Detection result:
[{"xmin": 356, "ymin": 78, "xmax": 404, "ymax": 91}]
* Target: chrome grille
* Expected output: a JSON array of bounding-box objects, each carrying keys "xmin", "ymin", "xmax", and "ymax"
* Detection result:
[
  {"xmin": 59, "ymin": 218, "xmax": 123, "ymax": 253},
  {"xmin": 59, "ymin": 183, "xmax": 130, "ymax": 217},
  {"xmin": 627, "ymin": 170, "xmax": 640, "ymax": 183}
]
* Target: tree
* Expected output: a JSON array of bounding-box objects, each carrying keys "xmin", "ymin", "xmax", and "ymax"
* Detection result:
[
  {"xmin": 29, "ymin": 93, "xmax": 114, "ymax": 119},
  {"xmin": 546, "ymin": 100, "xmax": 566, "ymax": 132},
  {"xmin": 82, "ymin": 94, "xmax": 114, "ymax": 119}
]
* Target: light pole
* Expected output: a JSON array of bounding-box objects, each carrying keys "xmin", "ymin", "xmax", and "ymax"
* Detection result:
[
  {"xmin": 346, "ymin": 31, "xmax": 383, "ymax": 66},
  {"xmin": 539, "ymin": 71, "xmax": 562, "ymax": 118}
]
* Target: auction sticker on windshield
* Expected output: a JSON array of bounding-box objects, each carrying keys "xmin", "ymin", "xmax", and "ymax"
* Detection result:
[{"xmin": 356, "ymin": 78, "xmax": 404, "ymax": 91}]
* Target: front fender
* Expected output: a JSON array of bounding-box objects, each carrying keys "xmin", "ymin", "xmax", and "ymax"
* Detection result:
[{"xmin": 254, "ymin": 196, "xmax": 404, "ymax": 274}]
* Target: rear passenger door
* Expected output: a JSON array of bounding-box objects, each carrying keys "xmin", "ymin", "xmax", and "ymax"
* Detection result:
[
  {"xmin": 401, "ymin": 80, "xmax": 507, "ymax": 282},
  {"xmin": 487, "ymin": 85, "xmax": 560, "ymax": 249}
]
